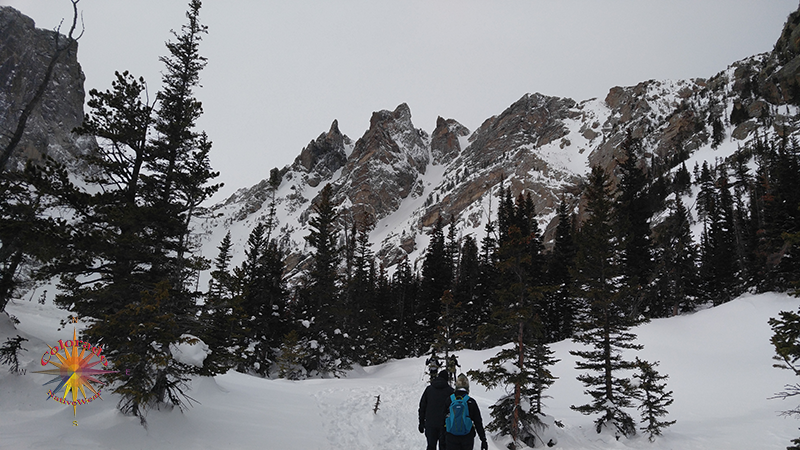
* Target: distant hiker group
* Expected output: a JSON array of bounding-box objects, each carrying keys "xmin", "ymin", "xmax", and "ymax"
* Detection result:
[
  {"xmin": 419, "ymin": 355, "xmax": 487, "ymax": 450},
  {"xmin": 425, "ymin": 350, "xmax": 460, "ymax": 382}
]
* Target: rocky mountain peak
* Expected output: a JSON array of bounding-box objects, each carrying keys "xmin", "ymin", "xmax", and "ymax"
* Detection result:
[
  {"xmin": 329, "ymin": 103, "xmax": 430, "ymax": 226},
  {"xmin": 293, "ymin": 119, "xmax": 349, "ymax": 187},
  {"xmin": 431, "ymin": 116, "xmax": 469, "ymax": 165},
  {"xmin": 467, "ymin": 93, "xmax": 577, "ymax": 165},
  {"xmin": 369, "ymin": 102, "xmax": 412, "ymax": 130}
]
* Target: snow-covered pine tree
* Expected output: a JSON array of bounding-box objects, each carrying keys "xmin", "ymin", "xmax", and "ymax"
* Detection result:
[
  {"xmin": 0, "ymin": 335, "xmax": 27, "ymax": 374},
  {"xmin": 199, "ymin": 231, "xmax": 240, "ymax": 375},
  {"xmin": 345, "ymin": 223, "xmax": 384, "ymax": 365},
  {"xmin": 473, "ymin": 220, "xmax": 500, "ymax": 348},
  {"xmin": 545, "ymin": 200, "xmax": 577, "ymax": 341},
  {"xmin": 471, "ymin": 189, "xmax": 558, "ymax": 449},
  {"xmin": 387, "ymin": 257, "xmax": 420, "ymax": 358},
  {"xmin": 649, "ymin": 196, "xmax": 699, "ymax": 316},
  {"xmin": 570, "ymin": 165, "xmax": 642, "ymax": 438},
  {"xmin": 231, "ymin": 221, "xmax": 288, "ymax": 376},
  {"xmin": 469, "ymin": 323, "xmax": 558, "ymax": 449},
  {"xmin": 299, "ymin": 183, "xmax": 350, "ymax": 376},
  {"xmin": 614, "ymin": 133, "xmax": 653, "ymax": 318},
  {"xmin": 452, "ymin": 234, "xmax": 480, "ymax": 347},
  {"xmin": 769, "ymin": 303, "xmax": 800, "ymax": 449},
  {"xmin": 53, "ymin": 1, "xmax": 219, "ymax": 425},
  {"xmin": 420, "ymin": 215, "xmax": 453, "ymax": 354},
  {"xmin": 633, "ymin": 358, "xmax": 675, "ymax": 441}
]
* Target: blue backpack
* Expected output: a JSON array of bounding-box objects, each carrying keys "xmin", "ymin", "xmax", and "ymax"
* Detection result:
[{"xmin": 445, "ymin": 394, "xmax": 472, "ymax": 435}]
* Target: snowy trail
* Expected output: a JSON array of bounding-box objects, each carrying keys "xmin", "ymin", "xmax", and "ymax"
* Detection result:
[{"xmin": 313, "ymin": 379, "xmax": 422, "ymax": 449}]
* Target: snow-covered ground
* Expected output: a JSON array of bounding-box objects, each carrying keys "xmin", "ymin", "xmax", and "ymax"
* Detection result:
[{"xmin": 1, "ymin": 291, "xmax": 799, "ymax": 449}]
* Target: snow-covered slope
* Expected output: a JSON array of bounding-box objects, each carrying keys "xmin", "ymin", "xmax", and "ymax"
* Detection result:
[{"xmin": 1, "ymin": 292, "xmax": 797, "ymax": 449}]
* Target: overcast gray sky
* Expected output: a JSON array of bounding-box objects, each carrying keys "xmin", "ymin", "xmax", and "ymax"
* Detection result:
[{"xmin": 1, "ymin": 0, "xmax": 797, "ymax": 203}]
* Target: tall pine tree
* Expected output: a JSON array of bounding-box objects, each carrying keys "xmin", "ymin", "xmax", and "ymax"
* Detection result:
[
  {"xmin": 298, "ymin": 183, "xmax": 349, "ymax": 376},
  {"xmin": 570, "ymin": 166, "xmax": 642, "ymax": 438},
  {"xmin": 472, "ymin": 189, "xmax": 557, "ymax": 448},
  {"xmin": 52, "ymin": 1, "xmax": 219, "ymax": 424}
]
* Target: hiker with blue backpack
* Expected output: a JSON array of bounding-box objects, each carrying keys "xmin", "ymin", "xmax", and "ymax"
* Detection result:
[
  {"xmin": 419, "ymin": 370, "xmax": 454, "ymax": 450},
  {"xmin": 444, "ymin": 374, "xmax": 488, "ymax": 450}
]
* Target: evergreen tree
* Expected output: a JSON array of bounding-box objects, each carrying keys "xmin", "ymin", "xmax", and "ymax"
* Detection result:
[
  {"xmin": 705, "ymin": 172, "xmax": 738, "ymax": 303},
  {"xmin": 453, "ymin": 235, "xmax": 481, "ymax": 347},
  {"xmin": 346, "ymin": 223, "xmax": 383, "ymax": 365},
  {"xmin": 276, "ymin": 330, "xmax": 309, "ymax": 381},
  {"xmin": 199, "ymin": 231, "xmax": 239, "ymax": 375},
  {"xmin": 546, "ymin": 200, "xmax": 577, "ymax": 341},
  {"xmin": 570, "ymin": 166, "xmax": 642, "ymax": 438},
  {"xmin": 697, "ymin": 162, "xmax": 729, "ymax": 304},
  {"xmin": 208, "ymin": 231, "xmax": 234, "ymax": 301},
  {"xmin": 497, "ymin": 185, "xmax": 515, "ymax": 245},
  {"xmin": 472, "ymin": 190, "xmax": 557, "ymax": 448},
  {"xmin": 420, "ymin": 216, "xmax": 452, "ymax": 353},
  {"xmin": 769, "ymin": 304, "xmax": 800, "ymax": 449},
  {"xmin": 0, "ymin": 335, "xmax": 28, "ymax": 374},
  {"xmin": 633, "ymin": 358, "xmax": 675, "ymax": 442},
  {"xmin": 233, "ymin": 221, "xmax": 288, "ymax": 376},
  {"xmin": 649, "ymin": 197, "xmax": 699, "ymax": 316},
  {"xmin": 435, "ymin": 289, "xmax": 463, "ymax": 360},
  {"xmin": 0, "ymin": 162, "xmax": 72, "ymax": 312},
  {"xmin": 51, "ymin": 1, "xmax": 219, "ymax": 424},
  {"xmin": 299, "ymin": 183, "xmax": 349, "ymax": 376},
  {"xmin": 473, "ymin": 220, "xmax": 500, "ymax": 348},
  {"xmin": 469, "ymin": 322, "xmax": 558, "ymax": 449},
  {"xmin": 710, "ymin": 114, "xmax": 725, "ymax": 149},
  {"xmin": 389, "ymin": 257, "xmax": 421, "ymax": 357},
  {"xmin": 673, "ymin": 162, "xmax": 692, "ymax": 196},
  {"xmin": 615, "ymin": 134, "xmax": 653, "ymax": 317},
  {"xmin": 755, "ymin": 137, "xmax": 800, "ymax": 291}
]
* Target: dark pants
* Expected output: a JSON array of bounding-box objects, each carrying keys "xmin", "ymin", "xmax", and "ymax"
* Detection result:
[
  {"xmin": 445, "ymin": 432, "xmax": 475, "ymax": 450},
  {"xmin": 425, "ymin": 426, "xmax": 446, "ymax": 450}
]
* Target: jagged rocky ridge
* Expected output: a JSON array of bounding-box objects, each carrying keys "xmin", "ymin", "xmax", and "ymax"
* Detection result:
[
  {"xmin": 199, "ymin": 7, "xmax": 800, "ymax": 276},
  {"xmin": 0, "ymin": 6, "xmax": 92, "ymax": 170}
]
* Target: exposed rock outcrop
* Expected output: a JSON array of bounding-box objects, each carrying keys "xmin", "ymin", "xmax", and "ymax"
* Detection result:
[
  {"xmin": 293, "ymin": 119, "xmax": 349, "ymax": 187},
  {"xmin": 331, "ymin": 103, "xmax": 430, "ymax": 226},
  {"xmin": 763, "ymin": 6, "xmax": 800, "ymax": 104},
  {"xmin": 431, "ymin": 116, "xmax": 468, "ymax": 165},
  {"xmin": 0, "ymin": 6, "xmax": 91, "ymax": 169}
]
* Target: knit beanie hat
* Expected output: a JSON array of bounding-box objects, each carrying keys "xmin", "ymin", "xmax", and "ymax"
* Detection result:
[
  {"xmin": 455, "ymin": 374, "xmax": 469, "ymax": 392},
  {"xmin": 438, "ymin": 370, "xmax": 450, "ymax": 381}
]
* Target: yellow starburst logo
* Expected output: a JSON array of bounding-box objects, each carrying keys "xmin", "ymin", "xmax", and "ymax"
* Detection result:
[{"xmin": 33, "ymin": 325, "xmax": 117, "ymax": 417}]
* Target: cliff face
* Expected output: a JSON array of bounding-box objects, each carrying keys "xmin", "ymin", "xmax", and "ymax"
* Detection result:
[
  {"xmin": 199, "ymin": 5, "xmax": 800, "ymax": 275},
  {"xmin": 0, "ymin": 6, "xmax": 91, "ymax": 169},
  {"xmin": 328, "ymin": 103, "xmax": 431, "ymax": 227}
]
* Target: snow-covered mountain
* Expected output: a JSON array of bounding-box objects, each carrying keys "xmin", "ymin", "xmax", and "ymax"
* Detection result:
[{"xmin": 196, "ymin": 6, "xmax": 800, "ymax": 278}]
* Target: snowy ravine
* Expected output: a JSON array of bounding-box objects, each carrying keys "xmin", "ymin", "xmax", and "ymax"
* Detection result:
[{"xmin": 1, "ymin": 292, "xmax": 799, "ymax": 449}]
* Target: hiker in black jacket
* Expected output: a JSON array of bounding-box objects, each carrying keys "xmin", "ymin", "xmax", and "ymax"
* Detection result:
[
  {"xmin": 419, "ymin": 370, "xmax": 454, "ymax": 450},
  {"xmin": 443, "ymin": 374, "xmax": 488, "ymax": 450}
]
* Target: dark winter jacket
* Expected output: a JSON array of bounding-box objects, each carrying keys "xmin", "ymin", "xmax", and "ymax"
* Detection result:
[
  {"xmin": 419, "ymin": 373, "xmax": 454, "ymax": 428},
  {"xmin": 443, "ymin": 389, "xmax": 487, "ymax": 442}
]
